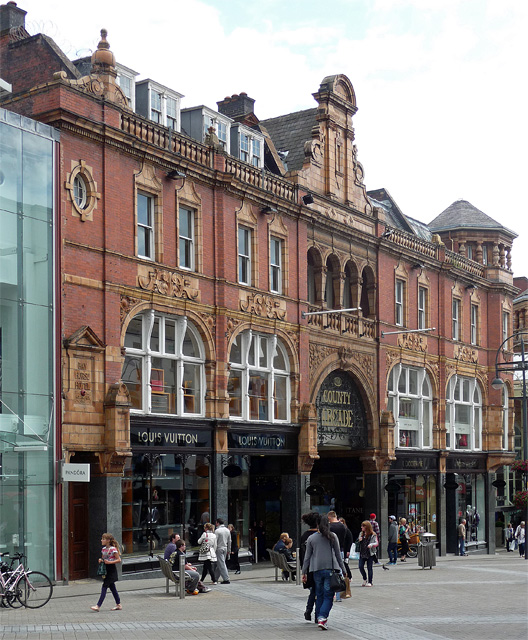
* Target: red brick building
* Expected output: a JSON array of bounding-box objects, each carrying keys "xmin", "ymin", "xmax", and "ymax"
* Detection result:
[{"xmin": 0, "ymin": 1, "xmax": 518, "ymax": 580}]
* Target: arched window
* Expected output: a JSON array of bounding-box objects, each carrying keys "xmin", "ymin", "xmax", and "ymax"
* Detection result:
[
  {"xmin": 387, "ymin": 365, "xmax": 432, "ymax": 449},
  {"xmin": 122, "ymin": 311, "xmax": 205, "ymax": 416},
  {"xmin": 502, "ymin": 386, "xmax": 509, "ymax": 450},
  {"xmin": 446, "ymin": 376, "xmax": 482, "ymax": 450},
  {"xmin": 227, "ymin": 330, "xmax": 290, "ymax": 422}
]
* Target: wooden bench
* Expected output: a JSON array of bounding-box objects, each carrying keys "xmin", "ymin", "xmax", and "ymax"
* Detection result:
[
  {"xmin": 157, "ymin": 555, "xmax": 192, "ymax": 596},
  {"xmin": 267, "ymin": 549, "xmax": 296, "ymax": 582}
]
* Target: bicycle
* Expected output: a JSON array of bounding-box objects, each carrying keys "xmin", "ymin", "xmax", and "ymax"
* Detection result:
[
  {"xmin": 0, "ymin": 552, "xmax": 53, "ymax": 608},
  {"xmin": 0, "ymin": 553, "xmax": 26, "ymax": 608},
  {"xmin": 397, "ymin": 532, "xmax": 419, "ymax": 558}
]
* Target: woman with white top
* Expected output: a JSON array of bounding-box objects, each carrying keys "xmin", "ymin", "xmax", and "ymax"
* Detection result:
[{"xmin": 198, "ymin": 522, "xmax": 218, "ymax": 583}]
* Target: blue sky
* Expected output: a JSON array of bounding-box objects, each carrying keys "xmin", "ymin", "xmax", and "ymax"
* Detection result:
[{"xmin": 21, "ymin": 0, "xmax": 528, "ymax": 277}]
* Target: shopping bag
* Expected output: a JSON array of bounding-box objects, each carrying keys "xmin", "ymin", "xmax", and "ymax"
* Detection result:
[{"xmin": 96, "ymin": 562, "xmax": 106, "ymax": 578}]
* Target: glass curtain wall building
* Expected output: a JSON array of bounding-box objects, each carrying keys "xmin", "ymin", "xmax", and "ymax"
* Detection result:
[{"xmin": 0, "ymin": 109, "xmax": 57, "ymax": 576}]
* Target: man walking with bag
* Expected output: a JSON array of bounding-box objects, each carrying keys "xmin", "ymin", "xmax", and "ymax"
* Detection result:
[{"xmin": 215, "ymin": 518, "xmax": 231, "ymax": 584}]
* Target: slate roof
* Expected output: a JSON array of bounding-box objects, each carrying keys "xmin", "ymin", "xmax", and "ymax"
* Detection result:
[
  {"xmin": 367, "ymin": 188, "xmax": 418, "ymax": 236},
  {"xmin": 259, "ymin": 108, "xmax": 318, "ymax": 172},
  {"xmin": 428, "ymin": 200, "xmax": 517, "ymax": 237},
  {"xmin": 406, "ymin": 216, "xmax": 433, "ymax": 242}
]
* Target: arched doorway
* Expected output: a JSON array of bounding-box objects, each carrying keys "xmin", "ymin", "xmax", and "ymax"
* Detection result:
[{"xmin": 309, "ymin": 370, "xmax": 369, "ymax": 538}]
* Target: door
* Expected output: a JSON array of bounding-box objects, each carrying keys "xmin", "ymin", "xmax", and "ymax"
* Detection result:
[{"xmin": 68, "ymin": 482, "xmax": 89, "ymax": 580}]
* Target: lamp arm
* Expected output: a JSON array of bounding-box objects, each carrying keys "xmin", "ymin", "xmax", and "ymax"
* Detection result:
[{"xmin": 494, "ymin": 330, "xmax": 528, "ymax": 376}]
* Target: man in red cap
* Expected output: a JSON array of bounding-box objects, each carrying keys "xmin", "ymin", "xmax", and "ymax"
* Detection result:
[{"xmin": 369, "ymin": 513, "xmax": 380, "ymax": 562}]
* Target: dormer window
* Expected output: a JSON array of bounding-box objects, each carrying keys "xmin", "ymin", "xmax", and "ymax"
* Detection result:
[
  {"xmin": 252, "ymin": 139, "xmax": 261, "ymax": 167},
  {"xmin": 135, "ymin": 80, "xmax": 183, "ymax": 132},
  {"xmin": 181, "ymin": 107, "xmax": 232, "ymax": 150},
  {"xmin": 240, "ymin": 132, "xmax": 249, "ymax": 162},
  {"xmin": 217, "ymin": 120, "xmax": 227, "ymax": 148},
  {"xmin": 116, "ymin": 63, "xmax": 139, "ymax": 110},
  {"xmin": 166, "ymin": 97, "xmax": 178, "ymax": 131},
  {"xmin": 150, "ymin": 90, "xmax": 162, "ymax": 124},
  {"xmin": 231, "ymin": 124, "xmax": 264, "ymax": 167}
]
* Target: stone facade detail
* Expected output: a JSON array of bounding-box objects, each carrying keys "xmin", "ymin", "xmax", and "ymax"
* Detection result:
[
  {"xmin": 138, "ymin": 266, "xmax": 200, "ymax": 301},
  {"xmin": 397, "ymin": 332, "xmax": 428, "ymax": 352},
  {"xmin": 309, "ymin": 343, "xmax": 335, "ymax": 379},
  {"xmin": 239, "ymin": 292, "xmax": 286, "ymax": 319}
]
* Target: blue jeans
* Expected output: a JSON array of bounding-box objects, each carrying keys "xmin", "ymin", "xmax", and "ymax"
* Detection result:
[
  {"xmin": 458, "ymin": 537, "xmax": 465, "ymax": 556},
  {"xmin": 358, "ymin": 556, "xmax": 373, "ymax": 583},
  {"xmin": 387, "ymin": 542, "xmax": 398, "ymax": 564},
  {"xmin": 313, "ymin": 569, "xmax": 334, "ymax": 621}
]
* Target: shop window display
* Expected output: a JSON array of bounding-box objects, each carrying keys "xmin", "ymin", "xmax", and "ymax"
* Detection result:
[
  {"xmin": 388, "ymin": 474, "xmax": 438, "ymax": 537},
  {"xmin": 121, "ymin": 453, "xmax": 210, "ymax": 555},
  {"xmin": 454, "ymin": 473, "xmax": 485, "ymax": 544}
]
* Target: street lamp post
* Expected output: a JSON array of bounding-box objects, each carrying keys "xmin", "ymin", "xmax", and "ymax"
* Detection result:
[{"xmin": 491, "ymin": 330, "xmax": 528, "ymax": 558}]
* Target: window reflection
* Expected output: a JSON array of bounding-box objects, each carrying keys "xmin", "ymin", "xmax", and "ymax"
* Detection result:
[{"xmin": 121, "ymin": 453, "xmax": 210, "ymax": 555}]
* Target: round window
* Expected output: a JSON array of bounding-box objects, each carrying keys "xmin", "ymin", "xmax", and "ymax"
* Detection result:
[{"xmin": 73, "ymin": 174, "xmax": 88, "ymax": 210}]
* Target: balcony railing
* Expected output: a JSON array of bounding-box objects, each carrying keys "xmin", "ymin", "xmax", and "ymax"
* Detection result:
[
  {"xmin": 224, "ymin": 156, "xmax": 298, "ymax": 202},
  {"xmin": 121, "ymin": 113, "xmax": 213, "ymax": 167},
  {"xmin": 306, "ymin": 308, "xmax": 376, "ymax": 338},
  {"xmin": 445, "ymin": 249, "xmax": 486, "ymax": 277},
  {"xmin": 384, "ymin": 227, "xmax": 437, "ymax": 258}
]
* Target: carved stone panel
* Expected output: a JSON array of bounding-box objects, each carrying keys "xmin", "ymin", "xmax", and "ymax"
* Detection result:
[
  {"xmin": 398, "ymin": 333, "xmax": 427, "ymax": 352},
  {"xmin": 239, "ymin": 292, "xmax": 286, "ymax": 319},
  {"xmin": 138, "ymin": 265, "xmax": 200, "ymax": 301},
  {"xmin": 454, "ymin": 344, "xmax": 478, "ymax": 363}
]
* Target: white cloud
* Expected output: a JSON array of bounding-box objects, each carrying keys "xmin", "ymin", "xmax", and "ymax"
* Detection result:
[{"xmin": 20, "ymin": 0, "xmax": 527, "ymax": 275}]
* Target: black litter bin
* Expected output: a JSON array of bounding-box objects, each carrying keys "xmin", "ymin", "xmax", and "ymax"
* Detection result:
[{"xmin": 417, "ymin": 533, "xmax": 436, "ymax": 569}]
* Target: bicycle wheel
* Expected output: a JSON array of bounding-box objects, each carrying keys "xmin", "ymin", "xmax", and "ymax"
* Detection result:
[
  {"xmin": 18, "ymin": 571, "xmax": 53, "ymax": 608},
  {"xmin": 407, "ymin": 545, "xmax": 418, "ymax": 558},
  {"xmin": 6, "ymin": 586, "xmax": 25, "ymax": 608}
]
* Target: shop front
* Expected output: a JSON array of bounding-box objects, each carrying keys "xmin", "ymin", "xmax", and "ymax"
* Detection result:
[
  {"xmin": 123, "ymin": 420, "xmax": 213, "ymax": 557},
  {"xmin": 445, "ymin": 454, "xmax": 488, "ymax": 553},
  {"xmin": 225, "ymin": 427, "xmax": 299, "ymax": 558},
  {"xmin": 387, "ymin": 454, "xmax": 440, "ymax": 538}
]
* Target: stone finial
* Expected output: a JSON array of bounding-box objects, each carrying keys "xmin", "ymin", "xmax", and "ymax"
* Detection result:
[
  {"xmin": 91, "ymin": 28, "xmax": 116, "ymax": 72},
  {"xmin": 204, "ymin": 126, "xmax": 224, "ymax": 151}
]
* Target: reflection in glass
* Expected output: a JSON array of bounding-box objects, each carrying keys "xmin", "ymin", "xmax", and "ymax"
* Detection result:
[{"xmin": 121, "ymin": 454, "xmax": 210, "ymax": 555}]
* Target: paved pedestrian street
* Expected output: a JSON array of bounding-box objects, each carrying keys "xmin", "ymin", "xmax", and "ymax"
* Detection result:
[{"xmin": 1, "ymin": 550, "xmax": 526, "ymax": 640}]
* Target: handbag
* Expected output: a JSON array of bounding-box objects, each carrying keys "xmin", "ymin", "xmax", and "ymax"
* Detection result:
[
  {"xmin": 199, "ymin": 534, "xmax": 211, "ymax": 555},
  {"xmin": 328, "ymin": 539, "xmax": 346, "ymax": 593},
  {"xmin": 329, "ymin": 570, "xmax": 346, "ymax": 593},
  {"xmin": 96, "ymin": 562, "xmax": 106, "ymax": 578}
]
